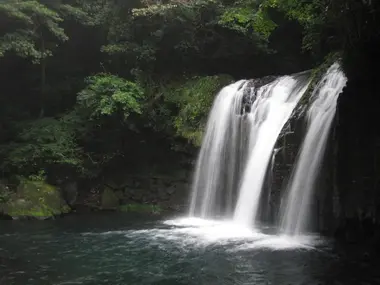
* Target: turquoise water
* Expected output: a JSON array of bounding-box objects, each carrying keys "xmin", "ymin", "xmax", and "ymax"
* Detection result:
[{"xmin": 0, "ymin": 213, "xmax": 379, "ymax": 285}]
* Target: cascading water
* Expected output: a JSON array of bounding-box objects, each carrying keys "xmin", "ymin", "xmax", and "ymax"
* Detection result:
[
  {"xmin": 262, "ymin": 147, "xmax": 282, "ymax": 222},
  {"xmin": 188, "ymin": 63, "xmax": 346, "ymax": 239},
  {"xmin": 189, "ymin": 74, "xmax": 310, "ymax": 224},
  {"xmin": 233, "ymin": 75, "xmax": 310, "ymax": 227},
  {"xmin": 280, "ymin": 63, "xmax": 347, "ymax": 235},
  {"xmin": 189, "ymin": 80, "xmax": 247, "ymax": 218}
]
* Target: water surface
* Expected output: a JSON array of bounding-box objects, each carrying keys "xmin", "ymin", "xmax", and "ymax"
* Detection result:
[{"xmin": 1, "ymin": 213, "xmax": 379, "ymax": 285}]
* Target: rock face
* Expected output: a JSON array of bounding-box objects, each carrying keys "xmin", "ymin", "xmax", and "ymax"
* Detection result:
[
  {"xmin": 0, "ymin": 179, "xmax": 70, "ymax": 220},
  {"xmin": 261, "ymin": 98, "xmax": 308, "ymax": 224},
  {"xmin": 264, "ymin": 75, "xmax": 380, "ymax": 246},
  {"xmin": 77, "ymin": 171, "xmax": 191, "ymax": 213},
  {"xmin": 61, "ymin": 181, "xmax": 78, "ymax": 207},
  {"xmin": 101, "ymin": 187, "xmax": 120, "ymax": 210},
  {"xmin": 332, "ymin": 79, "xmax": 380, "ymax": 244},
  {"xmin": 241, "ymin": 76, "xmax": 278, "ymax": 114}
]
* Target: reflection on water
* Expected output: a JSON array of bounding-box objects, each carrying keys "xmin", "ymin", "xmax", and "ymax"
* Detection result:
[{"xmin": 0, "ymin": 213, "xmax": 379, "ymax": 285}]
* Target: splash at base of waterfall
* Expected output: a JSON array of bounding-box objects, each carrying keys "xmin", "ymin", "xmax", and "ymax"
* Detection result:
[{"xmin": 164, "ymin": 217, "xmax": 324, "ymax": 250}]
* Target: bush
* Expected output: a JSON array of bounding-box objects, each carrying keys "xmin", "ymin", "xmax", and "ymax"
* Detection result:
[
  {"xmin": 164, "ymin": 74, "xmax": 234, "ymax": 145},
  {"xmin": 118, "ymin": 203, "xmax": 162, "ymax": 214}
]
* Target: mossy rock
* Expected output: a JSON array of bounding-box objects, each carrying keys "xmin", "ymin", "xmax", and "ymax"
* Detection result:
[
  {"xmin": 0, "ymin": 179, "xmax": 70, "ymax": 220},
  {"xmin": 299, "ymin": 52, "xmax": 343, "ymax": 106},
  {"xmin": 118, "ymin": 203, "xmax": 163, "ymax": 214},
  {"xmin": 101, "ymin": 187, "xmax": 120, "ymax": 210}
]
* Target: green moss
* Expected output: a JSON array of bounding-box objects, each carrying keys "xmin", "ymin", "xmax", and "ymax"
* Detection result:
[
  {"xmin": 0, "ymin": 179, "xmax": 70, "ymax": 219},
  {"xmin": 300, "ymin": 52, "xmax": 343, "ymax": 105},
  {"xmin": 101, "ymin": 187, "xmax": 120, "ymax": 210},
  {"xmin": 118, "ymin": 203, "xmax": 163, "ymax": 214},
  {"xmin": 164, "ymin": 74, "xmax": 234, "ymax": 146},
  {"xmin": 61, "ymin": 204, "xmax": 71, "ymax": 214}
]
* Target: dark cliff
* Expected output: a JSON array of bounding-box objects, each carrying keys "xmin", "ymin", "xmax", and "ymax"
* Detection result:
[{"xmin": 265, "ymin": 68, "xmax": 380, "ymax": 247}]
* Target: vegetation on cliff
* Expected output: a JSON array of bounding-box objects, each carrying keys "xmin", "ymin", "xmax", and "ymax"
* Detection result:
[{"xmin": 0, "ymin": 0, "xmax": 378, "ymax": 214}]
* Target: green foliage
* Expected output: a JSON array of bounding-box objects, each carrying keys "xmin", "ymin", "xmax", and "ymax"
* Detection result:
[
  {"xmin": 100, "ymin": 0, "xmax": 272, "ymax": 76},
  {"xmin": 0, "ymin": 0, "xmax": 67, "ymax": 61},
  {"xmin": 310, "ymin": 52, "xmax": 343, "ymax": 84},
  {"xmin": 131, "ymin": 2, "xmax": 178, "ymax": 17},
  {"xmin": 0, "ymin": 0, "xmax": 377, "ymax": 193},
  {"xmin": 1, "ymin": 179, "xmax": 70, "ymax": 219},
  {"xmin": 165, "ymin": 75, "xmax": 234, "ymax": 145},
  {"xmin": 28, "ymin": 169, "xmax": 47, "ymax": 182},
  {"xmin": 257, "ymin": 0, "xmax": 380, "ymax": 56},
  {"xmin": 58, "ymin": 3, "xmax": 93, "ymax": 25},
  {"xmin": 218, "ymin": 1, "xmax": 277, "ymax": 39},
  {"xmin": 77, "ymin": 74, "xmax": 144, "ymax": 121},
  {"xmin": 119, "ymin": 203, "xmax": 162, "ymax": 214},
  {"xmin": 300, "ymin": 51, "xmax": 343, "ymax": 105},
  {"xmin": 0, "ymin": 0, "xmax": 91, "ymax": 61},
  {"xmin": 259, "ymin": 0, "xmax": 325, "ymax": 51},
  {"xmin": 0, "ymin": 183, "xmax": 11, "ymax": 204},
  {"xmin": 1, "ymin": 118, "xmax": 82, "ymax": 173}
]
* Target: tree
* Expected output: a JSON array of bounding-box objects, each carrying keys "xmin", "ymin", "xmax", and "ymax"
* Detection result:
[
  {"xmin": 75, "ymin": 73, "xmax": 144, "ymax": 122},
  {"xmin": 0, "ymin": 117, "xmax": 82, "ymax": 176},
  {"xmin": 0, "ymin": 0, "xmax": 91, "ymax": 117},
  {"xmin": 99, "ymin": 0, "xmax": 272, "ymax": 79},
  {"xmin": 255, "ymin": 0, "xmax": 380, "ymax": 57}
]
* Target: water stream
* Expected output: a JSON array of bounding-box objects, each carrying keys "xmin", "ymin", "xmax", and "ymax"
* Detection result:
[
  {"xmin": 233, "ymin": 75, "xmax": 310, "ymax": 227},
  {"xmin": 280, "ymin": 63, "xmax": 347, "ymax": 235},
  {"xmin": 189, "ymin": 80, "xmax": 246, "ymax": 218}
]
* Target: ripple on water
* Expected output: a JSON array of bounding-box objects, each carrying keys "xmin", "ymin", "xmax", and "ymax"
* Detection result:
[
  {"xmin": 77, "ymin": 217, "xmax": 326, "ymax": 252},
  {"xmin": 1, "ymin": 216, "xmax": 370, "ymax": 285},
  {"xmin": 118, "ymin": 217, "xmax": 326, "ymax": 251}
]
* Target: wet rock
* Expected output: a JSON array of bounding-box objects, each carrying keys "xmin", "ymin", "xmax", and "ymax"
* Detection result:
[
  {"xmin": 0, "ymin": 212, "xmax": 12, "ymax": 220},
  {"xmin": 0, "ymin": 179, "xmax": 70, "ymax": 220},
  {"xmin": 241, "ymin": 76, "xmax": 278, "ymax": 114},
  {"xmin": 167, "ymin": 186, "xmax": 176, "ymax": 195},
  {"xmin": 100, "ymin": 187, "xmax": 120, "ymax": 210},
  {"xmin": 61, "ymin": 181, "xmax": 78, "ymax": 206},
  {"xmin": 158, "ymin": 188, "xmax": 168, "ymax": 199}
]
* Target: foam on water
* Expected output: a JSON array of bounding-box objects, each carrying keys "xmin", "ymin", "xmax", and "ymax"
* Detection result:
[
  {"xmin": 80, "ymin": 218, "xmax": 324, "ymax": 251},
  {"xmin": 164, "ymin": 217, "xmax": 263, "ymax": 241},
  {"xmin": 163, "ymin": 217, "xmax": 322, "ymax": 249}
]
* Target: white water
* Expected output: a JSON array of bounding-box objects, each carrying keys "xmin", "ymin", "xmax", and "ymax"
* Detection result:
[
  {"xmin": 189, "ymin": 64, "xmax": 346, "ymax": 235},
  {"xmin": 189, "ymin": 80, "xmax": 246, "ymax": 217},
  {"xmin": 280, "ymin": 63, "xmax": 347, "ymax": 235},
  {"xmin": 233, "ymin": 76, "xmax": 310, "ymax": 227},
  {"xmin": 161, "ymin": 217, "xmax": 322, "ymax": 250}
]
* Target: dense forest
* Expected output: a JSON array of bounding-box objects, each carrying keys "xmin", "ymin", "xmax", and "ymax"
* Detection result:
[{"xmin": 0, "ymin": 0, "xmax": 379, "ymax": 218}]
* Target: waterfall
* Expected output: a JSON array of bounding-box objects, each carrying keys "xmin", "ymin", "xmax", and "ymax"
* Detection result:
[
  {"xmin": 264, "ymin": 147, "xmax": 282, "ymax": 222},
  {"xmin": 189, "ymin": 80, "xmax": 247, "ymax": 218},
  {"xmin": 233, "ymin": 75, "xmax": 310, "ymax": 227},
  {"xmin": 189, "ymin": 73, "xmax": 310, "ymax": 224},
  {"xmin": 280, "ymin": 63, "xmax": 347, "ymax": 235},
  {"xmin": 188, "ymin": 64, "xmax": 345, "ymax": 235}
]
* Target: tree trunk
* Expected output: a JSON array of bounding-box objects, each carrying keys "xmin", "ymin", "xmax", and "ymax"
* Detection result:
[{"xmin": 39, "ymin": 36, "xmax": 46, "ymax": 118}]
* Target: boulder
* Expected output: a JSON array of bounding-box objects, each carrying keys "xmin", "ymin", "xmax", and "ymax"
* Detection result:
[
  {"xmin": 166, "ymin": 185, "xmax": 176, "ymax": 195},
  {"xmin": 0, "ymin": 179, "xmax": 70, "ymax": 220}
]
